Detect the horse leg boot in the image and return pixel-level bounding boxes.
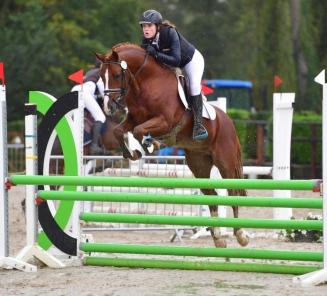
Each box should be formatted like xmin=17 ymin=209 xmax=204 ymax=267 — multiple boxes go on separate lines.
xmin=190 ymin=95 xmax=208 ymax=140
xmin=90 ymin=121 xmax=106 ymax=155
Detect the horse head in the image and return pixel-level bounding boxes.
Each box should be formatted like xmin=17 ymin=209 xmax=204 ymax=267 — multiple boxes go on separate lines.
xmin=95 ymin=51 xmax=128 ymax=115
xmin=95 ymin=44 xmax=147 ymax=116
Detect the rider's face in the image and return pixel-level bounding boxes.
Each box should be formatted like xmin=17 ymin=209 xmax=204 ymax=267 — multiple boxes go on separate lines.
xmin=142 ymin=23 xmax=157 ymax=39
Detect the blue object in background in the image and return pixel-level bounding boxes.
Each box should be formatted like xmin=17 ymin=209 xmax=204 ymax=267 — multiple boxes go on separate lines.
xmin=157 ymin=146 xmax=185 ymax=156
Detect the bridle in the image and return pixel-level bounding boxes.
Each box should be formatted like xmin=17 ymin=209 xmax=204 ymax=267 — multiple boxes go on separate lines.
xmin=102 ymin=61 xmax=127 ymax=110
xmin=102 ymin=53 xmax=149 ymax=111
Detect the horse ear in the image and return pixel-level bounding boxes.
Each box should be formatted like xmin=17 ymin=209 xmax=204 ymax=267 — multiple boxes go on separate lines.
xmin=112 ymin=50 xmax=119 ymax=61
xmin=94 ymin=52 xmax=106 ymax=62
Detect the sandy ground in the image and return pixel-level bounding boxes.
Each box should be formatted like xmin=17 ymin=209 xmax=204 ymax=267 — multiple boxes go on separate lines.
xmin=1 ymin=186 xmax=327 ymax=296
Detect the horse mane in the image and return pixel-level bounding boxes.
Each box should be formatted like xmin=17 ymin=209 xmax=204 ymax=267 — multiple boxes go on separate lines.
xmin=107 ymin=42 xmax=175 ymax=78
xmin=102 ymin=43 xmax=142 ymax=59
xmin=112 ymin=42 xmax=143 ymax=52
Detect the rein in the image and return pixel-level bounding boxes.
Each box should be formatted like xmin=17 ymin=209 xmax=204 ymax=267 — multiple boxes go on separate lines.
xmin=134 ymin=53 xmax=149 ymax=78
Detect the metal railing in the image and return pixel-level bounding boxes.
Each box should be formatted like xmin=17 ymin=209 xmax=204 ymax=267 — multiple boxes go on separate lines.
xmin=8 ymin=143 xmax=25 ymax=173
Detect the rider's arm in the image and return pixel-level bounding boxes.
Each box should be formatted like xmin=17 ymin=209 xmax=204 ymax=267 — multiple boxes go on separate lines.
xmin=156 ymin=29 xmax=181 ymax=67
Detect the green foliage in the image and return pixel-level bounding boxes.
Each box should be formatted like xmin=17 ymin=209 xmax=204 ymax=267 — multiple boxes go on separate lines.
xmin=1 ymin=0 xmax=327 ymax=123
xmin=7 ymin=119 xmax=24 ymax=132
xmin=279 ymin=214 xmax=322 ymax=243
xmin=0 ymin=0 xmax=147 ymax=121
xmin=266 ymin=111 xmax=321 ymax=164
xmin=227 ymin=109 xmax=252 ymax=160
xmin=292 ymin=112 xmax=322 ymax=164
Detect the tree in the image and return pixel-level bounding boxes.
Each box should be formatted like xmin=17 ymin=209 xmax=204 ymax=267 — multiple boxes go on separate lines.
xmin=0 ymin=0 xmax=146 ymax=120
xmin=1 ymin=0 xmax=327 ymax=121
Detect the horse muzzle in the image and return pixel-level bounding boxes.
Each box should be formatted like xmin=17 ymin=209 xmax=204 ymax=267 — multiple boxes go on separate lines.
xmin=103 ymin=95 xmax=115 ymax=115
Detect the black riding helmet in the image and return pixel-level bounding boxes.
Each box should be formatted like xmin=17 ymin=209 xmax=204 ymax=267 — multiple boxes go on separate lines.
xmin=139 ymin=9 xmax=163 ymax=25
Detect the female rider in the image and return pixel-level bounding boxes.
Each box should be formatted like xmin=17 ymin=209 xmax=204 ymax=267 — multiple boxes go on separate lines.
xmin=139 ymin=9 xmax=208 ymax=141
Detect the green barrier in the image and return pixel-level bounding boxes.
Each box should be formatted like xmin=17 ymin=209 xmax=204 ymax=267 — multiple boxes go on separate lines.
xmin=10 ymin=175 xmax=321 ymax=191
xmin=11 ymin=172 xmax=323 ymax=275
xmin=80 ymin=243 xmax=323 ymax=262
xmin=80 ymin=213 xmax=323 ymax=230
xmin=84 ymin=257 xmax=321 ymax=275
xmin=38 ymin=190 xmax=323 ymax=208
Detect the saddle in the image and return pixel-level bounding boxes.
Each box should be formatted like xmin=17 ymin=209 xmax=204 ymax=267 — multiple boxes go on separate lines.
xmin=174 ymin=68 xmax=216 ymax=120
xmin=175 ymin=68 xmax=190 ymax=102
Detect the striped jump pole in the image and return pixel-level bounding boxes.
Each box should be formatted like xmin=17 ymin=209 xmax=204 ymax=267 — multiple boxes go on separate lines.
xmin=0 ymin=65 xmax=48 ymax=272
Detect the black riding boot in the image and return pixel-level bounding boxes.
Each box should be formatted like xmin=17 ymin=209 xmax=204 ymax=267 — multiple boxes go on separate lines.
xmin=90 ymin=121 xmax=105 ymax=155
xmin=190 ymin=95 xmax=208 ymax=140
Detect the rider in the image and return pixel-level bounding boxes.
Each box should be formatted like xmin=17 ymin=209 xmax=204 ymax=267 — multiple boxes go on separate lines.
xmin=139 ymin=9 xmax=208 ymax=141
xmin=71 ymin=60 xmax=107 ymax=155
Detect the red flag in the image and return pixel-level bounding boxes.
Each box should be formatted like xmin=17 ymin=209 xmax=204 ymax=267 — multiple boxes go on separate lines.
xmin=274 ymin=75 xmax=283 ymax=91
xmin=201 ymin=84 xmax=214 ymax=95
xmin=68 ymin=69 xmax=84 ymax=84
xmin=0 ymin=62 xmax=5 ymax=87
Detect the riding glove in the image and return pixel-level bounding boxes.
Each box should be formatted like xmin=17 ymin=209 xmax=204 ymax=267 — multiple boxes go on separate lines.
xmin=146 ymin=45 xmax=158 ymax=58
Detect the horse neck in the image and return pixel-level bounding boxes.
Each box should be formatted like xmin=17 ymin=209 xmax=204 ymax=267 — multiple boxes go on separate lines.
xmin=127 ymin=54 xmax=173 ymax=91
xmin=120 ymin=49 xmax=178 ymax=113
xmin=121 ymin=52 xmax=156 ymax=105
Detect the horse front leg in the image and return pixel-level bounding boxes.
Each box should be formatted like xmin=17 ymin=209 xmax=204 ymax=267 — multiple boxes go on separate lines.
xmin=133 ymin=116 xmax=170 ymax=154
xmin=113 ymin=116 xmax=142 ymax=160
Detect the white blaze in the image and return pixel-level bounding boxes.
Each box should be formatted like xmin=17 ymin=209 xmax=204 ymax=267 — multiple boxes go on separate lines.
xmin=104 ymin=67 xmax=110 ymax=115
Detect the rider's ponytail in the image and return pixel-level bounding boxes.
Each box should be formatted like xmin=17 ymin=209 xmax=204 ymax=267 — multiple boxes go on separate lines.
xmin=161 ymin=20 xmax=176 ymax=29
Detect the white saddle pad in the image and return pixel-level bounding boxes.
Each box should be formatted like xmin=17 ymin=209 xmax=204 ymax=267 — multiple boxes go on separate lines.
xmin=177 ymin=76 xmax=216 ymax=120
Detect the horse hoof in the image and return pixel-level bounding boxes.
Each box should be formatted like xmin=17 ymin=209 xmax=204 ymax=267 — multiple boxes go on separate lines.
xmin=131 ymin=150 xmax=142 ymax=160
xmin=123 ymin=151 xmax=132 ymax=159
xmin=147 ymin=144 xmax=154 ymax=154
xmin=214 ymin=238 xmax=227 ymax=248
xmin=235 ymin=229 xmax=250 ymax=246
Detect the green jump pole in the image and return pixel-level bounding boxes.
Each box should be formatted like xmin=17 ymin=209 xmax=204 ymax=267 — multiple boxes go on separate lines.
xmin=83 ymin=257 xmax=320 ymax=275
xmin=80 ymin=213 xmax=323 ymax=230
xmin=80 ymin=243 xmax=323 ymax=262
xmin=38 ymin=190 xmax=323 ymax=209
xmin=9 ymin=175 xmax=321 ymax=191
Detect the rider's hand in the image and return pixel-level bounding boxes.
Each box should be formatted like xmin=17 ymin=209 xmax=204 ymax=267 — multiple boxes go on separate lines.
xmin=146 ymin=45 xmax=158 ymax=58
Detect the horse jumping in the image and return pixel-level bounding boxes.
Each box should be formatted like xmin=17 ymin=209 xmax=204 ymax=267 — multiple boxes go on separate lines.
xmin=95 ymin=43 xmax=249 ymax=248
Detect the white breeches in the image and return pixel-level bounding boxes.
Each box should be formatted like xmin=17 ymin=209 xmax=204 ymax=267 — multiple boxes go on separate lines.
xmin=183 ymin=49 xmax=205 ymax=96
xmin=71 ymin=81 xmax=106 ymax=123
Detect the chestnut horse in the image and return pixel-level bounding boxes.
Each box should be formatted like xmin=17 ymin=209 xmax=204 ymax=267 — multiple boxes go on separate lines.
xmin=96 ymin=43 xmax=249 ymax=248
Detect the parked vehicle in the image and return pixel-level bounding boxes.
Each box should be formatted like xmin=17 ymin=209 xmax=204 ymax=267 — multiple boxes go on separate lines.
xmin=202 ymin=79 xmax=255 ymax=113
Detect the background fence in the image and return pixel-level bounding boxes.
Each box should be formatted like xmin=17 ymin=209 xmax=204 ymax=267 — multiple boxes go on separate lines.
xmin=7 ymin=120 xmax=322 ymax=178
